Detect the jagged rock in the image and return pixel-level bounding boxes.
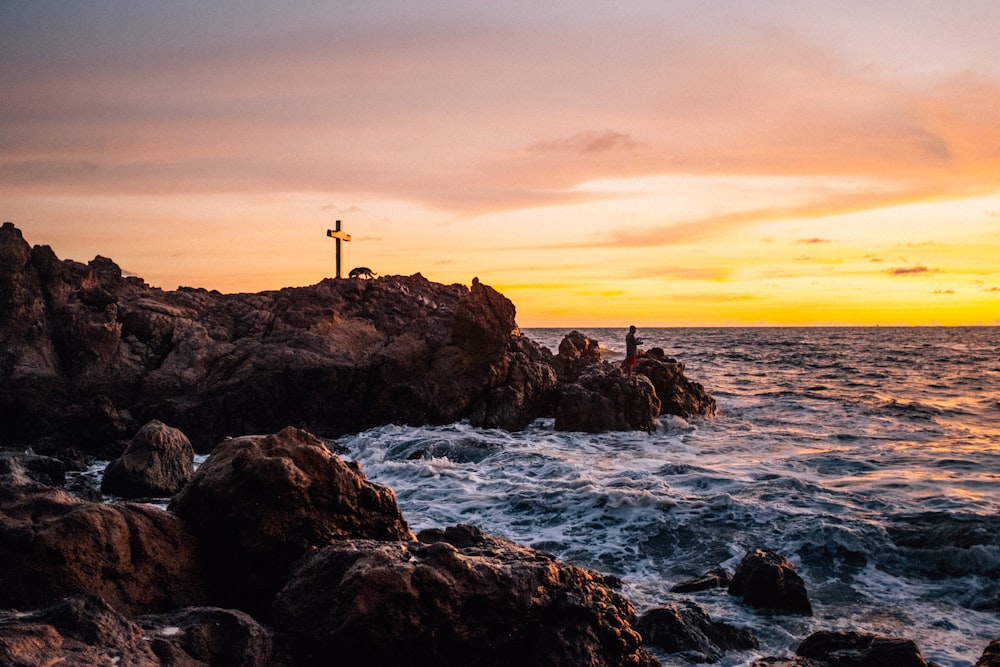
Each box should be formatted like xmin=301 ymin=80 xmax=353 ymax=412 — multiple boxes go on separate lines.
xmin=0 ymin=224 xmax=716 ymax=449
xmin=670 ymin=566 xmax=733 ymax=593
xmin=272 ymin=523 xmax=659 ymax=667
xmin=553 ymin=329 xmax=604 ymax=381
xmin=636 ymin=600 xmax=758 ymax=662
xmin=138 ymin=606 xmax=279 ymax=667
xmin=0 ymin=596 xmax=165 ymax=666
xmin=555 ymin=365 xmax=661 ymax=432
xmin=0 ymin=451 xmax=65 ymax=486
xmin=977 ymin=638 xmax=1000 ymax=667
xmin=636 ymin=348 xmax=717 ymax=418
xmin=729 ymin=549 xmax=812 ymax=615
xmin=169 ymin=427 xmax=413 ymax=616
xmin=0 ymin=474 xmax=206 ymax=616
xmin=102 ymin=420 xmax=194 ymax=498
xmin=794 ymin=630 xmax=936 ymax=667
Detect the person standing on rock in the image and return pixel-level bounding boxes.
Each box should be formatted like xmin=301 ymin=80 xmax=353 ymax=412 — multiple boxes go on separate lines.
xmin=621 ymin=325 xmax=642 ymax=376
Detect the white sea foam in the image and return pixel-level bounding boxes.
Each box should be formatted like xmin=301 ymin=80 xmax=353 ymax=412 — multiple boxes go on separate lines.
xmin=341 ymin=327 xmax=1000 ymax=667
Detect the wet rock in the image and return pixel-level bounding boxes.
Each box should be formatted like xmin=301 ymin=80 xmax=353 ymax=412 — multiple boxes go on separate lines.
xmin=729 ymin=549 xmax=813 ymax=615
xmin=138 ymin=606 xmax=278 ymax=667
xmin=0 ymin=473 xmax=206 ymax=616
xmin=795 ymin=630 xmax=936 ymax=667
xmin=102 ymin=419 xmax=194 ymax=498
xmin=0 ymin=450 xmax=65 ymax=486
xmin=976 ymin=638 xmax=1000 ymax=667
xmin=636 ymin=600 xmax=758 ymax=663
xmin=555 ymin=365 xmax=661 ymax=432
xmin=636 ymin=348 xmax=717 ymax=418
xmin=0 ymin=596 xmax=163 ymax=666
xmin=169 ymin=427 xmax=413 ymax=616
xmin=272 ymin=524 xmax=658 ymax=667
xmin=670 ymin=567 xmax=733 ymax=593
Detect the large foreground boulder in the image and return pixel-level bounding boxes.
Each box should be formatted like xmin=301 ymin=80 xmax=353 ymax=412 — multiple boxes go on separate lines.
xmin=272 ymin=524 xmax=658 ymax=667
xmin=0 ymin=473 xmax=206 ymax=616
xmin=101 ymin=419 xmax=194 ymax=498
xmin=0 ymin=596 xmax=164 ymax=666
xmin=138 ymin=606 xmax=279 ymax=667
xmin=169 ymin=427 xmax=413 ymax=616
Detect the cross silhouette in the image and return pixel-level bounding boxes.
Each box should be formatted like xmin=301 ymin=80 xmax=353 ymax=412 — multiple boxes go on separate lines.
xmin=325 ymin=220 xmax=351 ymax=278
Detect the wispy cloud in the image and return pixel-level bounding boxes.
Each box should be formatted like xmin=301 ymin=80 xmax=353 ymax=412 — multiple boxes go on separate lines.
xmin=888 ymin=266 xmax=936 ymax=276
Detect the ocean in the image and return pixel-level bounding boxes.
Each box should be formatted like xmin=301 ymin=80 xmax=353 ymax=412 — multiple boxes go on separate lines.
xmin=341 ymin=327 xmax=1000 ymax=666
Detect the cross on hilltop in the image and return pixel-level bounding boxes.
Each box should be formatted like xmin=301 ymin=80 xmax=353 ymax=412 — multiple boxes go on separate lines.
xmin=325 ymin=220 xmax=351 ymax=278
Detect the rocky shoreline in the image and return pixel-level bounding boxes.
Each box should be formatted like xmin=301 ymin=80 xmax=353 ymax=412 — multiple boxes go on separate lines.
xmin=2 ymin=222 xmax=998 ymax=665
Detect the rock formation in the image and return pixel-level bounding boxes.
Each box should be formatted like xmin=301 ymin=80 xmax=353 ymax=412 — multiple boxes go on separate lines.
xmin=101 ymin=419 xmax=194 ymax=498
xmin=169 ymin=427 xmax=413 ymax=616
xmin=0 ymin=222 xmax=715 ymax=455
xmin=0 ymin=472 xmax=206 ymax=616
xmin=729 ymin=549 xmax=813 ymax=616
xmin=636 ymin=600 xmax=758 ymax=663
xmin=272 ymin=523 xmax=658 ymax=667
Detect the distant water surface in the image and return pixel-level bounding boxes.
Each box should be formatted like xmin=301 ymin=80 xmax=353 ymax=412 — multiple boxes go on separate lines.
xmin=337 ymin=327 xmax=1000 ymax=665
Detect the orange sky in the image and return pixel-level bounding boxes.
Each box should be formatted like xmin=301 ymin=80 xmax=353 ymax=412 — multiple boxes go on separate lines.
xmin=2 ymin=1 xmax=999 ymax=326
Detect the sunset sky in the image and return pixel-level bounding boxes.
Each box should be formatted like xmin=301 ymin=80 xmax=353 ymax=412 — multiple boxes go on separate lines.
xmin=3 ymin=1 xmax=999 ymax=326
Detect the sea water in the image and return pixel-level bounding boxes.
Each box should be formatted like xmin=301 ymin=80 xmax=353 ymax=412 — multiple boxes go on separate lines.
xmin=341 ymin=327 xmax=1000 ymax=666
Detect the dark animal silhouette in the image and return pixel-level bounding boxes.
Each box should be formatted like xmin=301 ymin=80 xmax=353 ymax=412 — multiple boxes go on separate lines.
xmin=349 ymin=267 xmax=376 ymax=279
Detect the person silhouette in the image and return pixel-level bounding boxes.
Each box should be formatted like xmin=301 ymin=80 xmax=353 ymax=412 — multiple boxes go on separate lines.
xmin=621 ymin=325 xmax=642 ymax=376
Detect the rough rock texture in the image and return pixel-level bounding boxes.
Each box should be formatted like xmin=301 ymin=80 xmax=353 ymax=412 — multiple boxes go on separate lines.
xmin=636 ymin=600 xmax=758 ymax=663
xmin=0 ymin=472 xmax=206 ymax=616
xmin=670 ymin=567 xmax=733 ymax=594
xmin=0 ymin=451 xmax=65 ymax=486
xmin=272 ymin=523 xmax=659 ymax=667
xmin=169 ymin=427 xmax=413 ymax=616
xmin=138 ymin=606 xmax=278 ymax=667
xmin=0 ymin=596 xmax=165 ymax=667
xmin=0 ymin=224 xmax=715 ymax=450
xmin=101 ymin=419 xmax=194 ymax=498
xmin=556 ymin=367 xmax=661 ymax=432
xmin=729 ymin=549 xmax=813 ymax=616
xmin=794 ymin=630 xmax=936 ymax=667
xmin=977 ymin=638 xmax=1000 ymax=667
xmin=635 ymin=348 xmax=717 ymax=419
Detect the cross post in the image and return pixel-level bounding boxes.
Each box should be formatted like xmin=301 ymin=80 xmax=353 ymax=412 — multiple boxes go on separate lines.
xmin=325 ymin=220 xmax=352 ymax=278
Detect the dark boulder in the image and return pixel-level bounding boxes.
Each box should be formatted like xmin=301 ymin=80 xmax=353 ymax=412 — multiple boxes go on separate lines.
xmin=795 ymin=630 xmax=936 ymax=667
xmin=635 ymin=348 xmax=717 ymax=418
xmin=169 ymin=427 xmax=413 ymax=616
xmin=556 ymin=365 xmax=661 ymax=432
xmin=729 ymin=549 xmax=812 ymax=615
xmin=670 ymin=567 xmax=733 ymax=593
xmin=0 ymin=596 xmax=164 ymax=666
xmin=272 ymin=523 xmax=658 ymax=667
xmin=977 ymin=638 xmax=1000 ymax=667
xmin=0 ymin=450 xmax=65 ymax=486
xmin=553 ymin=329 xmax=604 ymax=381
xmin=636 ymin=600 xmax=758 ymax=663
xmin=0 ymin=473 xmax=206 ymax=616
xmin=102 ymin=419 xmax=194 ymax=498
xmin=138 ymin=606 xmax=279 ymax=667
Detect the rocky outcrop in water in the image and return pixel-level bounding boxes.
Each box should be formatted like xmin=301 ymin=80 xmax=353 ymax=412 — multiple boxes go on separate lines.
xmin=729 ymin=549 xmax=813 ymax=616
xmin=636 ymin=600 xmax=758 ymax=663
xmin=751 ymin=630 xmax=940 ymax=666
xmin=0 ymin=222 xmax=714 ymax=454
